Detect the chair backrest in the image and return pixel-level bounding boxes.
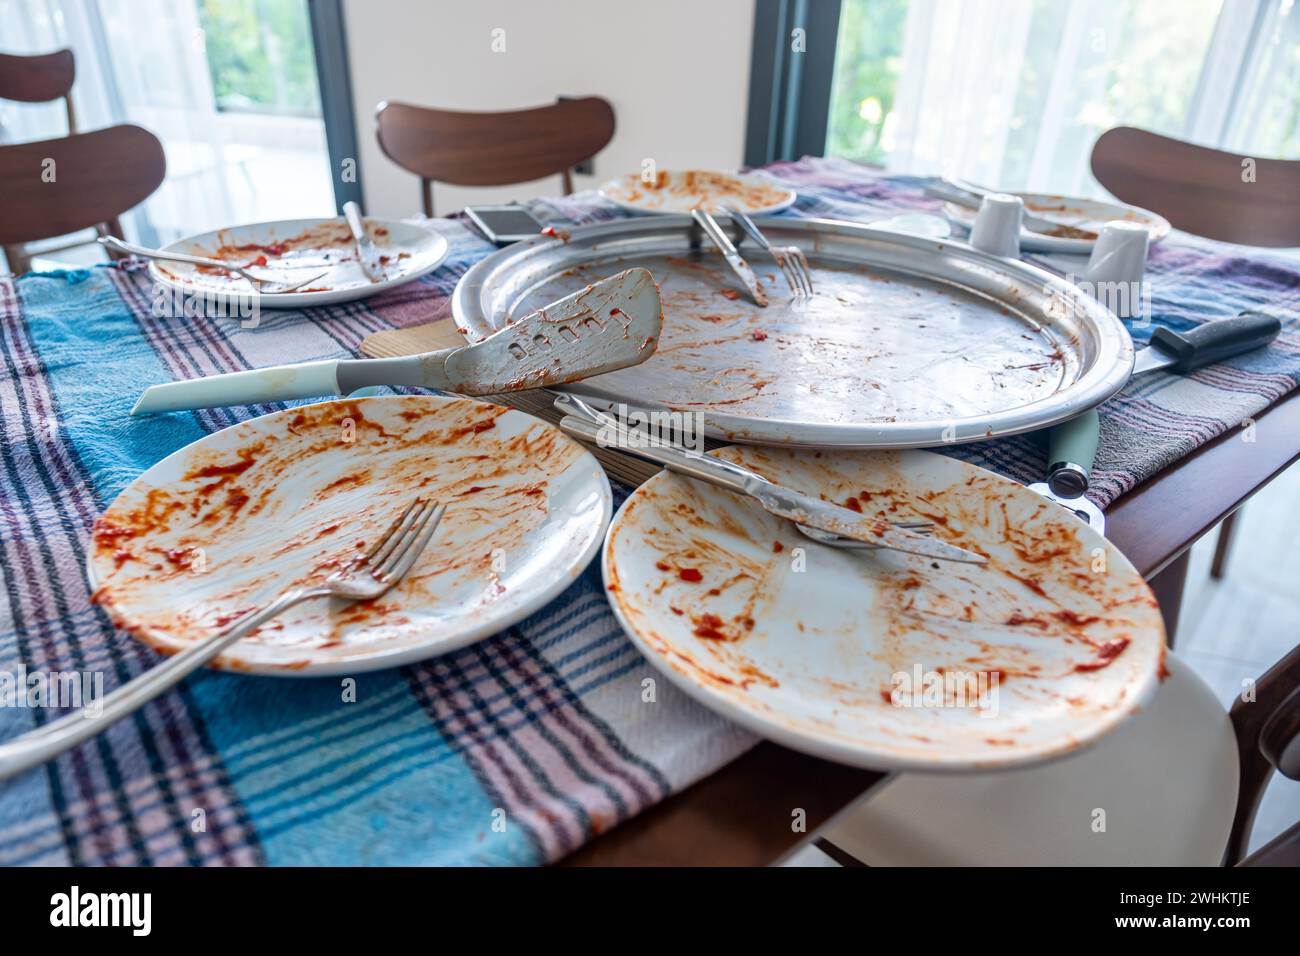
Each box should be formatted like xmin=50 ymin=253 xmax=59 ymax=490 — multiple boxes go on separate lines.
xmin=0 ymin=125 xmax=165 ymax=246
xmin=1230 ymin=639 xmax=1300 ymax=865
xmin=0 ymin=49 xmax=76 ymax=132
xmin=375 ymin=96 xmax=615 ymax=216
xmin=1091 ymin=126 xmax=1300 ymax=247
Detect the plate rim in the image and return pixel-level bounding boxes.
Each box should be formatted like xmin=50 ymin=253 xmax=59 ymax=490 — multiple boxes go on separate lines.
xmin=87 ymin=394 xmax=613 ymax=676
xmin=601 ymin=448 xmax=1164 ymax=772
xmin=147 ymin=215 xmax=450 ymax=309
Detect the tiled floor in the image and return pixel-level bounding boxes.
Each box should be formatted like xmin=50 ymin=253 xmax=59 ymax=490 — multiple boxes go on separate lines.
xmin=785 ymin=461 xmax=1300 ymax=866
xmin=1178 ymin=460 xmax=1300 ymax=854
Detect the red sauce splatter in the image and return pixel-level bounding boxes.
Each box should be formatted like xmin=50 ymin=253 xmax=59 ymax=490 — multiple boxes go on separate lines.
xmin=212 ymin=607 xmax=255 ymax=627
xmin=1007 ymin=571 xmax=1048 ymax=598
xmin=1074 ymin=637 xmax=1131 ymax=672
xmin=692 ymin=613 xmax=729 ymax=641
xmin=773 ymin=541 xmax=783 ymax=553
xmin=677 ymin=567 xmax=703 ymax=583
xmin=94 ymin=521 xmax=136 ymax=543
xmin=1005 ymin=612 xmax=1049 ymax=629
xmin=750 ymin=329 xmax=768 ymax=341
xmin=188 ymin=458 xmax=255 ymax=480
xmin=1055 ymin=609 xmax=1101 ymax=627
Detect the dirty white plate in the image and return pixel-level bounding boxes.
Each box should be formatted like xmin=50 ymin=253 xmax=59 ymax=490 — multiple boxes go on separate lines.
xmin=149 ymin=216 xmax=450 ymax=308
xmin=603 ymin=446 xmax=1166 ymax=771
xmin=600 ymin=169 xmax=797 ymax=215
xmin=944 ymin=192 xmax=1170 ymax=253
xmin=89 ymin=396 xmax=610 ymax=675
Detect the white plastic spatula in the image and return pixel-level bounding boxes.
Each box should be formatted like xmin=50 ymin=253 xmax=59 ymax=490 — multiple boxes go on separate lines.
xmin=132 ymin=267 xmax=662 ymax=415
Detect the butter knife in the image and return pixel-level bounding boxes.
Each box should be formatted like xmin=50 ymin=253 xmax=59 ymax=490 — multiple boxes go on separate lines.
xmin=554 ymin=394 xmax=985 ymax=565
xmin=691 ymin=208 xmax=768 ymax=306
xmin=344 ymin=200 xmax=385 ymax=282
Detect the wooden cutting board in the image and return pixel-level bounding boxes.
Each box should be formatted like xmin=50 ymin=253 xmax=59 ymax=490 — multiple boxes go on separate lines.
xmin=360 ymin=319 xmax=666 ymax=488
xmin=360 ymin=318 xmax=466 ymax=358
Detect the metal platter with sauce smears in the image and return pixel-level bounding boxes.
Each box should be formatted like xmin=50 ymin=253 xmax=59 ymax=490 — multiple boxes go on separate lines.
xmin=603 ymin=446 xmax=1165 ymax=771
xmin=453 ymin=215 xmax=1134 ymax=448
xmin=88 ymin=396 xmax=610 ymax=675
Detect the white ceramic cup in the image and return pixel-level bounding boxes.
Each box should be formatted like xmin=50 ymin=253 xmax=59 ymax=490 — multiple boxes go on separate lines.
xmin=968 ymin=193 xmax=1024 ymax=258
xmin=1083 ymin=220 xmax=1149 ymax=285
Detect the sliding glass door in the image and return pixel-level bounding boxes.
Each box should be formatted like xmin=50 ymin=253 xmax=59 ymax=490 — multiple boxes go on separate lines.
xmin=1 ymin=0 xmax=340 ymax=261
xmin=751 ymin=0 xmax=1300 ymax=198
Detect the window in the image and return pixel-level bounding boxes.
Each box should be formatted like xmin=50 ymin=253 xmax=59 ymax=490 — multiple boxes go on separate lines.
xmin=0 ymin=0 xmax=336 ymax=258
xmin=825 ymin=0 xmax=1300 ymax=196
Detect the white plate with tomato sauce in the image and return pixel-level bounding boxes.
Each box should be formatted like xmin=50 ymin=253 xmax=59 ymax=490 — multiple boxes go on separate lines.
xmin=89 ymin=396 xmax=611 ymax=675
xmin=603 ymin=446 xmax=1166 ymax=772
xmin=148 ymin=216 xmax=450 ymax=308
xmin=600 ymin=169 xmax=797 ymax=215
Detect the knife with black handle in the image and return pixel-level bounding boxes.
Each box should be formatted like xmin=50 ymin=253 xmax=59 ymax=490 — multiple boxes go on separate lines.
xmin=1132 ymin=309 xmax=1281 ymax=375
xmin=1041 ymin=308 xmax=1283 ymax=505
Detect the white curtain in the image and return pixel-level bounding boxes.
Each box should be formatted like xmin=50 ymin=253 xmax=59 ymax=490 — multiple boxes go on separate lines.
xmin=1 ymin=0 xmax=333 ymax=252
xmin=886 ymin=0 xmax=1036 ymax=188
xmin=882 ymin=0 xmax=1297 ymax=196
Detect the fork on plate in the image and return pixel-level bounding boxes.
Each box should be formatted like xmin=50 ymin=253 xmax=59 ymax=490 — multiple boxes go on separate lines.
xmin=100 ymin=235 xmax=330 ymax=294
xmin=725 ymin=205 xmax=815 ymax=297
xmin=0 ymin=497 xmax=445 ymax=782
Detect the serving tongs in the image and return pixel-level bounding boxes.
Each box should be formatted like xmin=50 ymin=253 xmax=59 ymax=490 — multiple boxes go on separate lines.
xmin=554 ymin=393 xmax=986 ymax=565
xmin=132 ymin=268 xmax=662 ymax=414
xmin=691 ymin=208 xmax=768 ymax=306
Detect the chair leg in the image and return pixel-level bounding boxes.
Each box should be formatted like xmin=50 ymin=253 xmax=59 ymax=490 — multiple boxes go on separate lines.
xmin=1211 ymin=510 xmax=1239 ymax=580
xmin=2 ymin=243 xmax=32 ymax=276
xmin=1148 ymin=549 xmax=1190 ymax=649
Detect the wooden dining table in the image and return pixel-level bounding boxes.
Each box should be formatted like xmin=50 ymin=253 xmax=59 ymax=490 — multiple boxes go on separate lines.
xmin=4 ymin=157 xmax=1296 ymax=868
xmin=563 ymin=387 xmax=1300 ymax=866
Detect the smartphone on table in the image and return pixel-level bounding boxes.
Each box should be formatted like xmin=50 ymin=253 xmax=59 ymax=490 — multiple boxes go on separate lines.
xmin=464 ymin=204 xmax=547 ymax=245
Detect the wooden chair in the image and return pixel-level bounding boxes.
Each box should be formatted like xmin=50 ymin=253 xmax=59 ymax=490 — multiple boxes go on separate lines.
xmin=1 ymin=48 xmax=80 ymax=272
xmin=1091 ymin=126 xmax=1300 ymax=248
xmin=813 ymin=644 xmax=1300 ymax=866
xmin=0 ymin=49 xmax=76 ymax=132
xmin=0 ymin=125 xmax=166 ymax=274
xmin=375 ymin=96 xmax=615 ymax=217
xmin=1092 ymin=126 xmax=1300 ymax=578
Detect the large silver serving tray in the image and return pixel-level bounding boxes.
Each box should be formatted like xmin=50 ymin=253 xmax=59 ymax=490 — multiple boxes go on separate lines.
xmin=453 ymin=215 xmax=1134 ymax=448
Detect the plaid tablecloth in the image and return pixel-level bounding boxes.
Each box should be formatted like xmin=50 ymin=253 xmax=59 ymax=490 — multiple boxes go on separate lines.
xmin=1 ymin=157 xmax=1297 ymax=865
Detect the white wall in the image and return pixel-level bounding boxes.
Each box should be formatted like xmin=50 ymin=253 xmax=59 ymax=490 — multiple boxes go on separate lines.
xmin=341 ymin=0 xmax=756 ymax=218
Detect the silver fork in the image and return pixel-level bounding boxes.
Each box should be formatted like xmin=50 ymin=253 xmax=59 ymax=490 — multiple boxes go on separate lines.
xmin=725 ymin=205 xmax=814 ymax=297
xmin=0 ymin=497 xmax=445 ymax=782
xmin=100 ymin=236 xmax=329 ymax=294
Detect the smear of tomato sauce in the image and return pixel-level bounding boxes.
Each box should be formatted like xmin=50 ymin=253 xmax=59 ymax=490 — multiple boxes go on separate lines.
xmin=1074 ymin=637 xmax=1131 ymax=672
